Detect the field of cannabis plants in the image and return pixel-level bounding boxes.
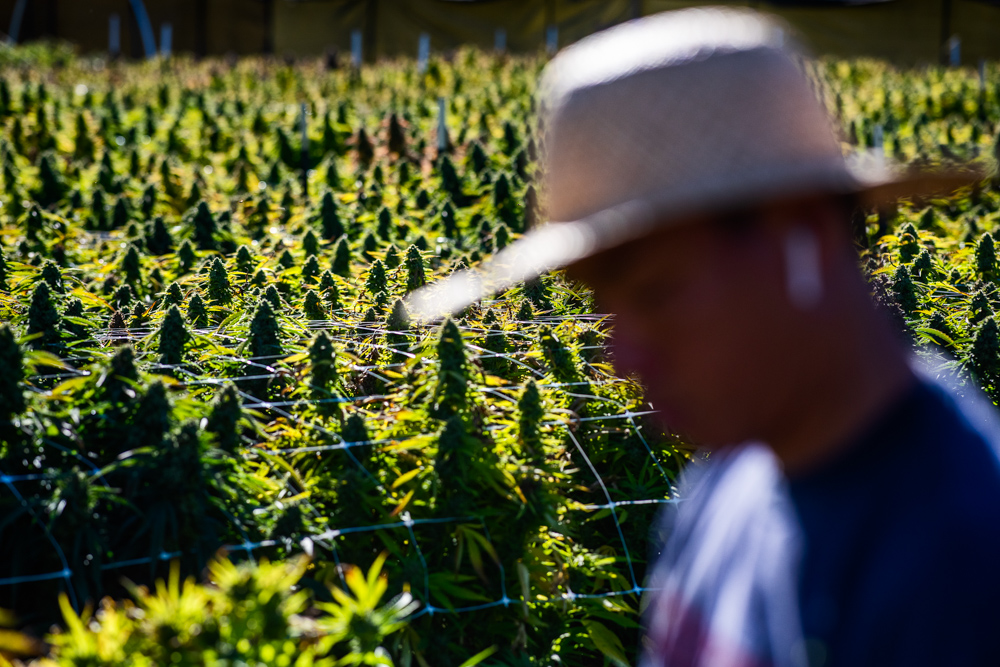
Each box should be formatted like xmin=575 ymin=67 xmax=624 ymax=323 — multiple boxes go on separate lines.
xmin=0 ymin=43 xmax=998 ymax=666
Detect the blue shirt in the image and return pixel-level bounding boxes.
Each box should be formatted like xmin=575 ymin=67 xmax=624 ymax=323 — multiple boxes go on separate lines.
xmin=641 ymin=373 xmax=1000 ymax=667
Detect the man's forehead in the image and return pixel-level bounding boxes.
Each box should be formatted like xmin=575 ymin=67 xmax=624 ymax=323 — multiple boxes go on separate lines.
xmin=566 ymin=216 xmax=718 ymax=289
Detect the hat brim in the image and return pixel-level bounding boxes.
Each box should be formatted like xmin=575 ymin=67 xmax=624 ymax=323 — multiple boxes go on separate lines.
xmin=404 ymin=160 xmax=988 ymax=323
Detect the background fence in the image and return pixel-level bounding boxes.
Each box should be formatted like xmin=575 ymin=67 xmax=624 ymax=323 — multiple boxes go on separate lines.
xmin=1 ymin=0 xmax=1000 ymax=65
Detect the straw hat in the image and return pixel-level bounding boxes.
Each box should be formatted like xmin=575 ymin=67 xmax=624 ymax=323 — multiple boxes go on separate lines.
xmin=406 ymin=7 xmax=983 ymax=322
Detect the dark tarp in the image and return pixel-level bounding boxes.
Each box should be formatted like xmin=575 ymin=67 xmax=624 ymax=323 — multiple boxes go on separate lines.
xmin=1 ymin=0 xmax=998 ymax=64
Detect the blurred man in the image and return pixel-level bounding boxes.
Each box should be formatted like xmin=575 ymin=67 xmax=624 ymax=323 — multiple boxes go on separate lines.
xmin=409 ymin=7 xmax=1000 ymax=666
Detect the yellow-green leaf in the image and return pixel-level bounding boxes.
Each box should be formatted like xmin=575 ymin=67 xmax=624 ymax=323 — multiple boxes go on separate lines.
xmin=390 ymin=489 xmax=415 ymax=517
xmin=583 ymin=620 xmax=629 ymax=667
xmin=457 ymin=645 xmax=498 ymax=667
xmin=391 ymin=467 xmax=422 ymax=489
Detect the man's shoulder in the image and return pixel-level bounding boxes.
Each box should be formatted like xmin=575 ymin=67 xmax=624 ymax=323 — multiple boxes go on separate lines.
xmin=662 ymin=443 xmax=796 ymax=574
xmin=649 ymin=373 xmax=1000 ymax=667
xmin=669 ymin=444 xmax=786 ymax=534
xmin=908 ymin=372 xmax=1000 ymax=509
xmin=913 ymin=375 xmax=1000 ymax=553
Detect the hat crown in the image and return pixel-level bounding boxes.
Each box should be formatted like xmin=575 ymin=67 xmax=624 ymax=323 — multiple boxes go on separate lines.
xmin=405 ymin=7 xmax=980 ymax=323
xmin=539 ymin=8 xmax=845 ymax=224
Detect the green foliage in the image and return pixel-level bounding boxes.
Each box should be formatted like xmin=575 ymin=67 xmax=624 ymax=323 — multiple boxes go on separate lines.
xmin=384 ymin=245 xmax=401 ymax=269
xmin=439 ymin=155 xmax=463 ymax=201
xmin=121 ymin=245 xmax=142 ymax=287
xmin=332 ymin=237 xmax=351 ymax=277
xmin=309 ymin=331 xmax=341 ymax=419
xmin=0 ymin=246 xmax=8 ymax=290
xmin=302 ymin=254 xmax=321 ymax=284
xmin=131 ymin=380 xmax=173 ymax=449
xmin=361 ymin=232 xmax=378 ymax=261
xmin=103 ymin=345 xmax=140 ymax=405
xmin=303 ymin=228 xmax=321 ymax=257
xmin=113 ymin=283 xmax=134 ymax=309
xmin=515 ymin=299 xmax=534 ymax=322
xmin=45 ymin=556 xmax=393 ymax=667
xmin=495 ymin=223 xmax=509 ymax=250
xmin=40 ymin=259 xmax=64 ymax=292
xmin=187 ymin=292 xmax=208 ymax=328
xmin=385 ymin=298 xmax=411 ymax=364
xmin=319 ymin=191 xmax=345 ymax=240
xmin=111 ymin=196 xmax=131 ymax=230
xmin=158 ymin=304 xmax=189 ymax=366
xmin=207 ymin=256 xmax=232 ymax=306
xmin=387 ymin=112 xmax=407 ymax=155
xmin=205 ymin=383 xmax=243 ymax=453
xmin=0 ymin=323 xmax=25 ymax=421
xmin=235 ymin=244 xmax=255 ymax=274
xmin=35 ymin=152 xmax=68 ymax=207
xmin=912 ymin=248 xmax=935 ymax=280
xmin=304 ymin=289 xmax=326 ymax=320
xmin=897 ymin=222 xmax=920 ymax=263
xmin=431 ymin=318 xmax=469 ymax=419
xmin=539 ymin=326 xmax=580 ymax=384
xmin=176 ymin=239 xmax=196 ymax=274
xmin=365 ymin=259 xmax=388 ymax=296
xmin=404 ymin=244 xmax=425 ymax=292
xmin=892 ymin=264 xmax=919 ymax=316
xmin=318 ymin=269 xmax=341 ymax=309
xmin=190 ymin=201 xmax=216 ymax=250
xmin=972 ymin=317 xmax=1000 ymax=391
xmin=145 ymin=216 xmax=173 ymax=255
xmin=355 ymin=127 xmax=374 ymax=166
xmin=377 ymin=206 xmax=393 ymax=241
xmin=248 ymin=298 xmax=283 ymax=359
xmin=263 ymin=284 xmax=283 ymax=310
xmin=517 ymin=380 xmax=544 ymax=463
xmin=977 ymin=232 xmax=998 ymax=279
xmin=27 ymin=280 xmax=60 ymax=350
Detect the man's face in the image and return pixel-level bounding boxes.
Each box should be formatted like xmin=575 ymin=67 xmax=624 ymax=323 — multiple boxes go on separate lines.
xmin=573 ymin=211 xmax=802 ymax=447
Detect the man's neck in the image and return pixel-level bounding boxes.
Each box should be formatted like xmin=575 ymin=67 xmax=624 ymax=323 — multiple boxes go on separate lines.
xmin=766 ymin=307 xmax=917 ymax=477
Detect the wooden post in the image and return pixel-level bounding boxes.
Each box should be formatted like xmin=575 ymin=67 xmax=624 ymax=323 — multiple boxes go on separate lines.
xmin=262 ymin=0 xmax=274 ymax=55
xmin=300 ymin=103 xmax=310 ymax=198
xmin=44 ymin=0 xmax=57 ymax=38
xmin=544 ymin=0 xmax=556 ymax=53
xmin=494 ymin=28 xmax=506 ymax=53
xmin=417 ymin=32 xmax=430 ymax=74
xmin=351 ymin=29 xmax=363 ymax=68
xmin=160 ymin=23 xmax=173 ymax=58
xmin=195 ymin=0 xmax=208 ymax=57
xmin=109 ymin=13 xmax=121 ymax=57
xmin=8 ymin=0 xmax=28 ymax=43
xmin=939 ymin=0 xmax=952 ymax=65
xmin=364 ymin=0 xmax=378 ymax=64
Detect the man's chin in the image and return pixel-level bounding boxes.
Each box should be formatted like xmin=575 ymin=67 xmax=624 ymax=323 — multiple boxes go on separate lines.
xmin=647 ymin=402 xmax=744 ymax=450
xmin=647 ymin=401 xmax=692 ymax=439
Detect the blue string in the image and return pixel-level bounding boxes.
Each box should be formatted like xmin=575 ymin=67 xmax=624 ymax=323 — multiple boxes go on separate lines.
xmin=6 ymin=318 xmax=676 ymax=620
xmin=0 ymin=464 xmax=78 ymax=609
xmin=565 ymin=428 xmax=640 ymax=592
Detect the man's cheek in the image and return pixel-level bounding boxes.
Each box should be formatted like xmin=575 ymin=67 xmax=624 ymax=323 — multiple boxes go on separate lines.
xmin=608 ymin=338 xmax=646 ymax=380
xmin=608 ymin=325 xmax=663 ymax=379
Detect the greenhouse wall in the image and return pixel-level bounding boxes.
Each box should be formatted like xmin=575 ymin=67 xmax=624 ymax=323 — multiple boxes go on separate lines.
xmin=0 ymin=0 xmax=999 ymax=64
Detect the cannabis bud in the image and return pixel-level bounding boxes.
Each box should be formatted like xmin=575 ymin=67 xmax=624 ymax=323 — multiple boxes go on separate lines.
xmin=333 ymin=237 xmax=352 ymax=277
xmin=404 ymin=244 xmax=426 ymax=292
xmin=517 ymin=380 xmax=545 ymax=463
xmin=158 ymin=304 xmax=189 ymax=366
xmin=431 ymin=318 xmax=469 ymax=418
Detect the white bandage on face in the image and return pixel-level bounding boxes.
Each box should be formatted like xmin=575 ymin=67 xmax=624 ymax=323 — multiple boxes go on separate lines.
xmin=783 ymin=226 xmax=823 ymax=310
